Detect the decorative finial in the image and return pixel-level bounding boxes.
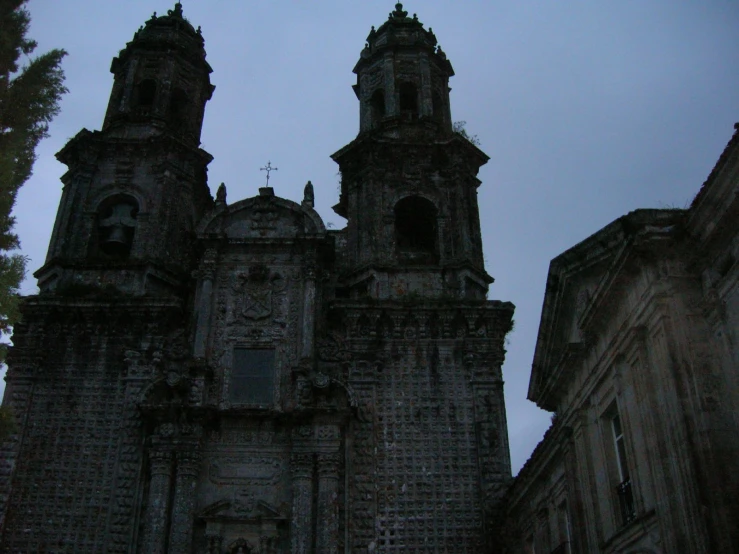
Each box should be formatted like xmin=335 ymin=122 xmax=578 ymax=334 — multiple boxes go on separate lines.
xmin=197 ymin=25 xmax=202 ymax=35
xmin=393 ymin=2 xmax=408 ymax=18
xmin=260 ymin=161 xmax=278 ymax=188
xmin=173 ymin=2 xmax=183 ymax=17
xmin=215 ymin=182 xmax=227 ymax=206
xmin=151 ymin=11 xmax=157 ymax=19
xmin=303 ymin=181 xmax=315 ymax=208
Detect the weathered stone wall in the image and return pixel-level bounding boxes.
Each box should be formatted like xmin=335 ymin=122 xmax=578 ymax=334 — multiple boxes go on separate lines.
xmin=335 ymin=302 xmax=513 ymax=552
xmin=0 ymin=299 xmax=185 ymax=552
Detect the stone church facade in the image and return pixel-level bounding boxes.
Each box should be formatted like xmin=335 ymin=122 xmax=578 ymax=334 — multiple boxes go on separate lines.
xmin=0 ymin=4 xmax=515 ymax=553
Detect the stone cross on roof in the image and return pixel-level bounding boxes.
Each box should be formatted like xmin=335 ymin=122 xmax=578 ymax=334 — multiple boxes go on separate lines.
xmin=260 ymin=161 xmax=278 ymax=187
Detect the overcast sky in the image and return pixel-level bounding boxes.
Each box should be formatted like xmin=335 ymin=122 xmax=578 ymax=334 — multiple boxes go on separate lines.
xmin=6 ymin=0 xmax=738 ymax=474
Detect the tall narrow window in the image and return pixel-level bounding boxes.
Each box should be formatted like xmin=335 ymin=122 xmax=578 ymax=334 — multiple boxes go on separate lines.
xmin=553 ymin=501 xmax=572 ymax=554
xmin=610 ymin=407 xmax=636 ymax=525
xmin=230 ymin=348 xmax=275 ymax=406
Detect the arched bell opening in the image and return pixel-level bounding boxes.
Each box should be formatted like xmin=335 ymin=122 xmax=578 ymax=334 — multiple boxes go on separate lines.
xmin=370 ymin=88 xmax=385 ymax=128
xmin=169 ymin=87 xmax=189 ymax=131
xmin=95 ymin=195 xmax=139 ymax=259
xmin=398 ymin=82 xmax=418 ymax=120
xmin=394 ymin=196 xmax=438 ymax=264
xmin=134 ymin=78 xmax=157 ymax=109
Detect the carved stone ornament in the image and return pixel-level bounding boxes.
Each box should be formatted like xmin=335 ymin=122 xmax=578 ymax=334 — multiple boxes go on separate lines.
xmin=317 ymin=331 xmax=353 ymax=363
xmin=228 ymin=537 xmax=255 ymax=553
xmin=313 ymin=372 xmax=330 ymax=389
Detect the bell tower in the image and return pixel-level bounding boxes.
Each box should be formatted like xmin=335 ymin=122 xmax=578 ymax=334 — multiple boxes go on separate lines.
xmin=36 ymin=2 xmax=214 ymax=295
xmin=332 ymin=3 xmax=491 ymax=301
xmin=330 ymin=5 xmax=515 ymax=552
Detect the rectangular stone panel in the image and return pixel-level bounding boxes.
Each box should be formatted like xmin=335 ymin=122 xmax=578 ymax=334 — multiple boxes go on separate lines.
xmin=230 ymin=348 xmax=275 ymax=405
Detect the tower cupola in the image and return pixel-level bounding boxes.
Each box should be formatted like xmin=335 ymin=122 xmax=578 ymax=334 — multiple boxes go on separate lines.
xmin=102 ymin=2 xmax=214 ymax=146
xmin=353 ymin=3 xmax=454 ymax=135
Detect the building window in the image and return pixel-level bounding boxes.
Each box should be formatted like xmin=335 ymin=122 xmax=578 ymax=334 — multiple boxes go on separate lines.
xmin=609 ymin=405 xmax=636 ymax=526
xmin=230 ymin=348 xmax=275 ymax=406
xmin=552 ymin=500 xmax=572 ymax=554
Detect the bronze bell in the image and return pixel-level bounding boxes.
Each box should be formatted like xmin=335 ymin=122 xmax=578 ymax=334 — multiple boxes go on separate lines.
xmin=99 ymin=202 xmax=137 ymax=257
xmin=104 ymin=223 xmax=129 ymax=246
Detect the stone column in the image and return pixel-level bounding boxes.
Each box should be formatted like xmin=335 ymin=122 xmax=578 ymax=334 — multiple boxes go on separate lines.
xmin=141 ymin=449 xmax=173 ymax=554
xmin=316 ymin=452 xmax=341 ymax=554
xmin=168 ymin=448 xmax=202 ymax=553
xmin=290 ymin=452 xmax=315 ymax=554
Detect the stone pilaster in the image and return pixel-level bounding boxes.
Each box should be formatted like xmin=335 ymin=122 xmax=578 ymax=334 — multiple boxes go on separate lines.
xmin=301 ymin=262 xmax=317 ymax=359
xmin=290 ymin=452 xmax=315 ymax=554
xmin=193 ymin=249 xmax=216 ymax=358
xmin=168 ymin=448 xmax=202 ymax=553
xmin=316 ymin=452 xmax=341 ymax=554
xmin=141 ymin=448 xmax=173 ymax=554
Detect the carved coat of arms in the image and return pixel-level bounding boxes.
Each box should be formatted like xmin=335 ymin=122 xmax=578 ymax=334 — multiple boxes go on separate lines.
xmin=231 ymin=265 xmax=287 ymax=322
xmin=242 ymin=282 xmax=273 ymax=320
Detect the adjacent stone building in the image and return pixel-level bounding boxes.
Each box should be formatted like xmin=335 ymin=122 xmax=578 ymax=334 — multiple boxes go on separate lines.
xmin=0 ymin=4 xmax=515 ymax=552
xmin=503 ymin=125 xmax=739 ymax=553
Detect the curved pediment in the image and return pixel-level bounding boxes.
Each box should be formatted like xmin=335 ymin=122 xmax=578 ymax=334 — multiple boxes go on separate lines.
xmin=197 ymin=191 xmax=326 ymax=240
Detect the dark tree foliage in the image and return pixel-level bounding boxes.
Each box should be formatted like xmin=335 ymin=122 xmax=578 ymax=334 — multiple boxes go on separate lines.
xmin=0 ymin=1 xmax=67 ymax=437
xmin=0 ymin=0 xmax=67 ymax=343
